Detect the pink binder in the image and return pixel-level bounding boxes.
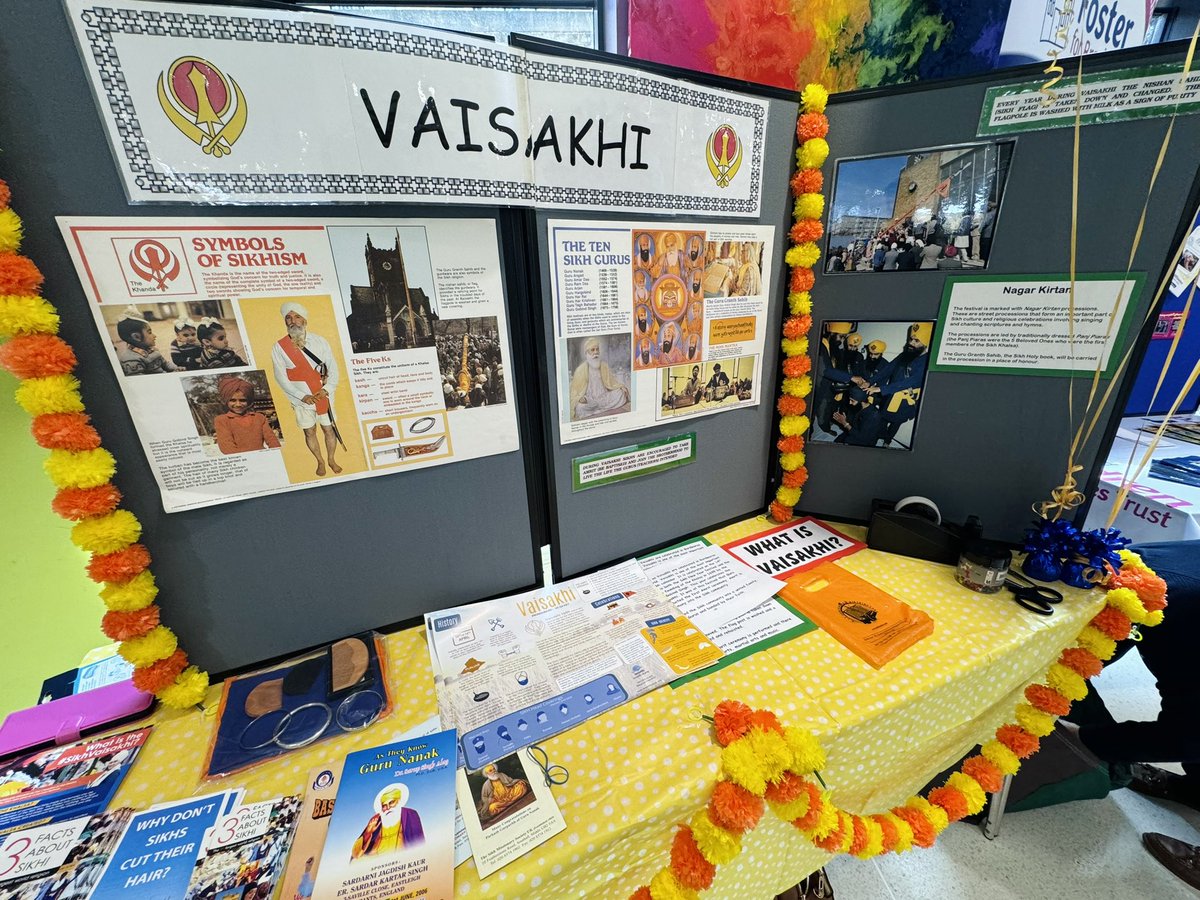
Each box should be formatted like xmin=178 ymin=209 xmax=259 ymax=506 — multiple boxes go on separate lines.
xmin=0 ymin=680 xmax=153 ymax=759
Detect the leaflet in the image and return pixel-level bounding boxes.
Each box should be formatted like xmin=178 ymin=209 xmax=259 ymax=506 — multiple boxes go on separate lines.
xmin=89 ymin=791 xmax=242 ymax=899
xmin=0 ymin=809 xmax=133 ymax=900
xmin=425 ymin=559 xmax=722 ymax=769
xmin=311 ymin=731 xmax=458 ymax=900
xmin=638 ymin=539 xmax=782 ymax=636
xmin=185 ymin=795 xmax=302 ymax=900
xmin=456 ymin=749 xmax=565 ymax=879
xmin=0 ymin=727 xmax=151 ymax=834
xmin=548 ymin=219 xmax=776 ymax=443
xmin=57 ymin=217 xmax=520 ymax=511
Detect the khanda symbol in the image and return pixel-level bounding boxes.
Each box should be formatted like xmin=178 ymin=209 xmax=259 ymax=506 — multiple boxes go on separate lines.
xmin=157 ymin=56 xmax=248 ymax=158
xmin=705 ymin=124 xmax=743 ymax=188
xmin=128 ymin=239 xmax=181 ymax=291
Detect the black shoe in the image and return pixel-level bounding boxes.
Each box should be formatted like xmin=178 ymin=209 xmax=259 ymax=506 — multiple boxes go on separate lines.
xmin=1143 ymin=832 xmax=1200 ymax=890
xmin=1129 ymin=764 xmax=1200 ymax=812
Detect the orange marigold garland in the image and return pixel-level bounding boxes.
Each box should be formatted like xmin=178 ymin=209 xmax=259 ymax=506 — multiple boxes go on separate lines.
xmin=0 ymin=178 xmax=208 ymax=710
xmin=628 ymin=553 xmax=1166 ymax=897
xmin=771 ymin=84 xmax=829 ymax=523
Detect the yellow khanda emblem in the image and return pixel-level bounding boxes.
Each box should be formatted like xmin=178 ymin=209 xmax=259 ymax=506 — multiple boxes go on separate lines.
xmin=157 ymin=56 xmax=247 ymax=157
xmin=705 ymin=124 xmax=743 ymax=188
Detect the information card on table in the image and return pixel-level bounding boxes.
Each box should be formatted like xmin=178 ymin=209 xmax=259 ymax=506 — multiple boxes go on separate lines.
xmin=58 ymin=217 xmax=519 ymax=511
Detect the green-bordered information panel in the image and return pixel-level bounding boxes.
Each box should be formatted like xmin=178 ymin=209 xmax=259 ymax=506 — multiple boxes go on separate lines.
xmin=571 ymin=433 xmax=696 ymax=491
xmin=978 ymin=63 xmax=1200 ymax=136
xmin=929 ymin=273 xmax=1143 ymax=377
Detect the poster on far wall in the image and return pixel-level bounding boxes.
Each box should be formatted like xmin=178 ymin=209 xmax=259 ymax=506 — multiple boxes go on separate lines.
xmin=811 ymin=320 xmax=935 ymax=451
xmin=548 ymin=219 xmax=775 ymax=444
xmin=825 ymin=141 xmax=1014 ymax=274
xmin=58 ymin=217 xmax=519 ymax=512
xmin=998 ymin=0 xmax=1151 ymax=66
xmin=1169 ymin=204 xmax=1200 ymax=297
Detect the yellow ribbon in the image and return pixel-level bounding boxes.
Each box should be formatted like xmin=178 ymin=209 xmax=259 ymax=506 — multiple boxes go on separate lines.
xmin=1033 ymin=464 xmax=1085 ymax=521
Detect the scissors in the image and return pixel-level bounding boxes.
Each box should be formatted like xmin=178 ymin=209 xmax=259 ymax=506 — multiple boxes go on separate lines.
xmin=1005 ymin=569 xmax=1063 ymax=615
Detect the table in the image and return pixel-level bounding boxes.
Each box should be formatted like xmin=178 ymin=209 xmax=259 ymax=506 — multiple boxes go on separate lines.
xmin=110 ymin=517 xmax=1104 ymax=899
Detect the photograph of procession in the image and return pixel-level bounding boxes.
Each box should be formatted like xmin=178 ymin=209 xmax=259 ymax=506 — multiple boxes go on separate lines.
xmin=824 ymin=141 xmax=1014 ymax=274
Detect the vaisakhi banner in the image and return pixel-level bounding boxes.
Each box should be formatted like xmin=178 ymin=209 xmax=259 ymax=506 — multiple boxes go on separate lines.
xmin=64 ymin=0 xmax=767 ymax=216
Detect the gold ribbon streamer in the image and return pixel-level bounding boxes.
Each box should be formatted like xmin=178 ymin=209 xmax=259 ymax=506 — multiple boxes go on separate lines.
xmin=1039 ymin=24 xmax=1200 ymax=520
xmin=1036 ymin=62 xmax=1085 ymax=521
xmin=1076 ymin=222 xmax=1196 ymax=453
xmin=1070 ymin=21 xmax=1200 ymax=462
xmin=1039 ymin=2 xmax=1075 ymax=106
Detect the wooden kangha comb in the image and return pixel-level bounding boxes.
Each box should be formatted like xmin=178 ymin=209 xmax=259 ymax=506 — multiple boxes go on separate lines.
xmin=330 ymin=637 xmax=370 ymax=694
xmin=245 ymin=678 xmax=283 ymax=717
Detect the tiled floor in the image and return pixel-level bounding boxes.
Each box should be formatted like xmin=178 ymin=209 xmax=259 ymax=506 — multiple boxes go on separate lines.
xmin=826 ymin=649 xmax=1200 ymax=898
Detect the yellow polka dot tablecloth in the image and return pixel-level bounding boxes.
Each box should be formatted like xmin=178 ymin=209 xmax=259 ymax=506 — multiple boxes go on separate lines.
xmin=109 ymin=516 xmax=1104 ymax=899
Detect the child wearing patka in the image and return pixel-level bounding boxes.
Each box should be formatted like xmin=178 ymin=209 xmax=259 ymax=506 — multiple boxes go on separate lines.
xmin=115 ymin=307 xmax=177 ymax=376
xmin=197 ymin=318 xmax=248 ymax=369
xmin=213 ymin=376 xmax=280 ymax=455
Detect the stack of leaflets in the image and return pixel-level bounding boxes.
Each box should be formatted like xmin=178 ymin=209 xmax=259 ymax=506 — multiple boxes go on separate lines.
xmin=1149 ymin=455 xmax=1200 ymax=488
xmin=0 ymin=789 xmax=301 ymax=900
xmin=0 ymin=728 xmax=151 ymax=833
xmin=183 ymin=795 xmax=302 ymax=900
xmin=1140 ymin=416 xmax=1200 ymax=446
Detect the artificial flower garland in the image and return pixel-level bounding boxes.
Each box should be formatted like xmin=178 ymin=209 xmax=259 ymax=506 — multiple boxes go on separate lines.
xmin=0 ymin=178 xmax=209 ymax=709
xmin=770 ymin=83 xmax=830 ymax=523
xmin=629 ymin=549 xmax=1167 ymax=899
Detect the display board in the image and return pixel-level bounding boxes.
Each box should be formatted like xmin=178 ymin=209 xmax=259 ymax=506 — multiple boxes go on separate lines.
xmin=0 ymin=3 xmax=544 ymax=673
xmin=524 ymin=37 xmax=800 ymax=579
xmin=797 ymin=42 xmax=1200 ymax=542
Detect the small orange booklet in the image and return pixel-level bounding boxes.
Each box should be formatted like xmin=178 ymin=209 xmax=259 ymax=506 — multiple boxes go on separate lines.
xmin=778 ymin=562 xmax=934 ymax=668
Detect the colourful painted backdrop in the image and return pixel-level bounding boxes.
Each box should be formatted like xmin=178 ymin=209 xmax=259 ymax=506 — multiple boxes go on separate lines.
xmin=629 ymin=0 xmax=1016 ymax=92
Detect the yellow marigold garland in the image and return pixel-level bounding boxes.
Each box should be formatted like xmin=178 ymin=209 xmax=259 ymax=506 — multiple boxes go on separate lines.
xmin=0 ymin=179 xmax=209 ymax=709
xmin=628 ymin=553 xmax=1166 ymax=895
xmin=770 ymin=84 xmax=828 ymax=524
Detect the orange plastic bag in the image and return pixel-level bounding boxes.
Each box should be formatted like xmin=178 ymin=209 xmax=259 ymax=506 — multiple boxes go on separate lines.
xmin=778 ymin=562 xmax=933 ymax=668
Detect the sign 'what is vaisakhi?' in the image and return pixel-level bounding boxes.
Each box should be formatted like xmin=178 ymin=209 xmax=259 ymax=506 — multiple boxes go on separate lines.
xmin=65 ymin=0 xmax=768 ymax=216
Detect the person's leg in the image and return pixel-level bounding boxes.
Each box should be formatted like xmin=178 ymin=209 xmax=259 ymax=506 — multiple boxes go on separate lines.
xmin=1078 ymin=540 xmax=1200 ymax=800
xmin=321 ymin=424 xmax=342 ymax=474
xmin=303 ymin=425 xmax=325 ymax=475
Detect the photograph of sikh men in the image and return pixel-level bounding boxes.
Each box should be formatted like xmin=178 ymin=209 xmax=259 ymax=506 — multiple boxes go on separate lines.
xmin=566 ymin=333 xmax=632 ymax=422
xmin=659 ymin=355 xmax=756 ymax=419
xmin=812 ymin=320 xmax=934 ymax=450
xmin=350 ymin=783 xmax=425 ymax=859
xmin=824 ymin=141 xmax=1012 ymax=274
xmin=467 ymin=755 xmax=535 ymax=829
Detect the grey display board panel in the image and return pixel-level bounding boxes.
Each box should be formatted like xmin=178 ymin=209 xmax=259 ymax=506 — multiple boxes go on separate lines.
xmin=525 ymin=44 xmax=800 ymax=580
xmin=797 ymin=44 xmax=1200 ymax=543
xmin=0 ymin=3 xmax=543 ymax=674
